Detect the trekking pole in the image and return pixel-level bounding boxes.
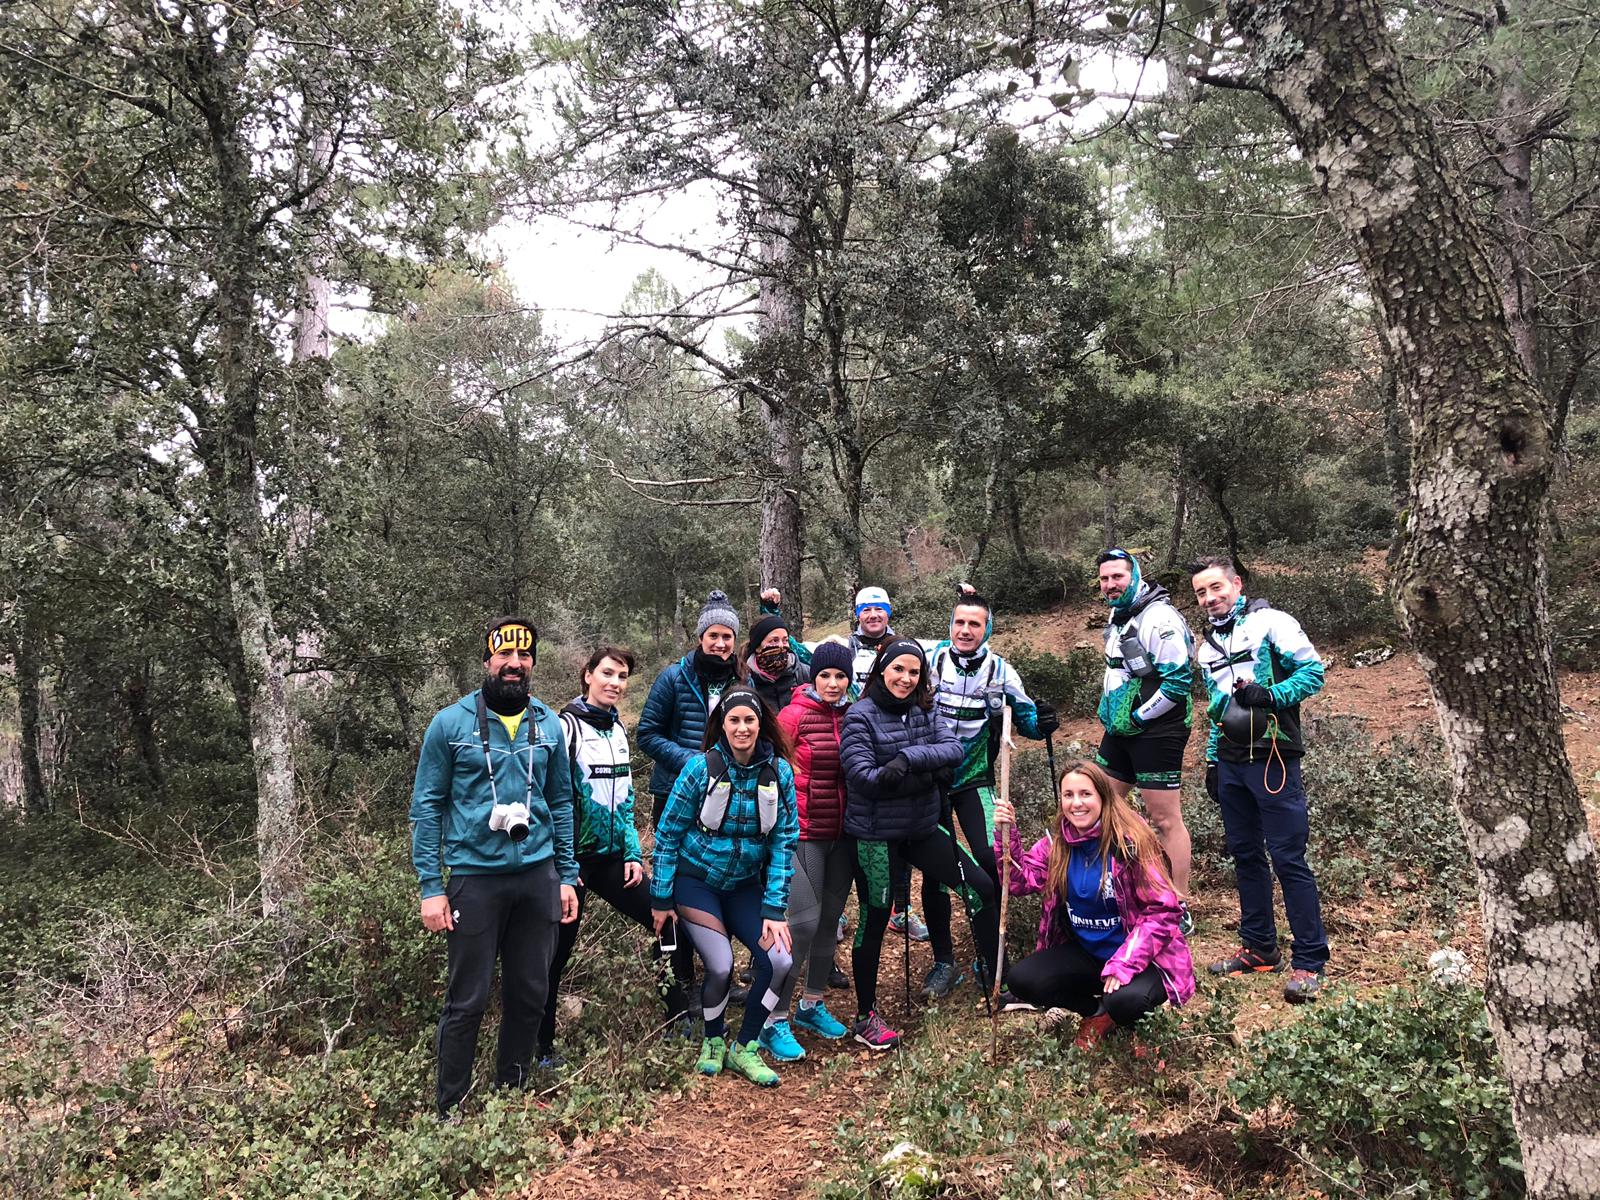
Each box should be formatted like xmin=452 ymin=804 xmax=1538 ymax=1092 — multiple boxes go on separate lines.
xmin=900 ymin=867 xmax=913 ymax=1020
xmin=1044 ymin=727 xmax=1058 ymax=790
xmin=991 ymin=706 xmax=1014 ymax=1061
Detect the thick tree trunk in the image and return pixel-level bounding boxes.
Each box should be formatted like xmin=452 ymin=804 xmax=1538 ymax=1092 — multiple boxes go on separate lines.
xmin=1164 ymin=445 xmax=1187 ymax=572
xmin=1199 ymin=478 xmax=1249 ymax=582
xmin=1099 ymin=466 xmax=1118 ymax=549
xmin=389 ymin=674 xmax=416 ymax=746
xmin=757 ymin=189 xmax=806 ymax=635
xmin=969 ymin=458 xmax=1002 ymax=578
xmin=1228 ymin=2 xmax=1600 ymax=1194
xmin=1004 ymin=481 xmax=1030 ymax=567
xmin=204 ymin=65 xmax=303 ymax=921
xmin=11 ymin=622 xmax=49 ymax=817
xmin=124 ymin=662 xmax=165 ymax=797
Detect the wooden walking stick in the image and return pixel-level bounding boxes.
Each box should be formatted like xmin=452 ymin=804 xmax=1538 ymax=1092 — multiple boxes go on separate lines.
xmin=991 ymin=705 xmax=1015 ymax=1060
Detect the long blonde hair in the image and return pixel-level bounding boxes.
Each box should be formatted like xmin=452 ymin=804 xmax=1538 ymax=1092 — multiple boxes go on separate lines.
xmin=1042 ymin=760 xmax=1172 ymax=899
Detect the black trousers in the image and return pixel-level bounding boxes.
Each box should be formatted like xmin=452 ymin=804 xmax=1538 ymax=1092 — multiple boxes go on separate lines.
xmin=436 ymin=859 xmax=560 ymax=1114
xmin=853 ymin=827 xmax=999 ymax=1016
xmin=922 ymin=785 xmax=1001 ymax=963
xmin=1005 ymin=938 xmax=1168 ymax=1028
xmin=540 ymin=853 xmax=690 ymax=1050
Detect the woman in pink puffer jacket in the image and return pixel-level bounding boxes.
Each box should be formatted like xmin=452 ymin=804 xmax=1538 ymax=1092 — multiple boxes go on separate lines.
xmin=994 ymin=759 xmax=1195 ymax=1049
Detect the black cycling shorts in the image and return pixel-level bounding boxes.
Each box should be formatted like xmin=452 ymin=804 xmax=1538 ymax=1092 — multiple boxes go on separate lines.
xmin=1096 ymin=722 xmax=1190 ymax=790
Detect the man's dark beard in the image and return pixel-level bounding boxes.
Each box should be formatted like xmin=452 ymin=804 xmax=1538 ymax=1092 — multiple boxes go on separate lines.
xmin=483 ymin=670 xmax=530 ymax=715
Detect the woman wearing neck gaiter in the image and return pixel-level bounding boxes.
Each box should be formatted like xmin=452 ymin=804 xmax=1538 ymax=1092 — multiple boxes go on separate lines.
xmin=840 ymin=640 xmax=1000 ymax=1050
xmin=638 ymin=590 xmax=745 ymax=995
xmin=744 ymin=611 xmax=808 ymax=714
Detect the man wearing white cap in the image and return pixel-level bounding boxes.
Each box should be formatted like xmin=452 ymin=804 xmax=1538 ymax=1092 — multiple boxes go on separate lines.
xmin=759 ymin=584 xmax=902 ymax=699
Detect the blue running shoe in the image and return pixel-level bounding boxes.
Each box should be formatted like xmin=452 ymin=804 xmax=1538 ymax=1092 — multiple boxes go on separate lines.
xmin=758 ymin=1020 xmax=806 ymax=1062
xmin=793 ymin=1001 xmax=848 ymax=1040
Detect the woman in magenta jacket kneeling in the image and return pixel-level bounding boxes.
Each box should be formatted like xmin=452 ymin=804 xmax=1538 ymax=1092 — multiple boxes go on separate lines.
xmin=993 ymin=760 xmax=1195 ymax=1050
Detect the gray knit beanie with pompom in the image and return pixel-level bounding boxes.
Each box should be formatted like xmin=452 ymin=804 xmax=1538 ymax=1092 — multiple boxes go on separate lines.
xmin=695 ymin=589 xmax=741 ymax=639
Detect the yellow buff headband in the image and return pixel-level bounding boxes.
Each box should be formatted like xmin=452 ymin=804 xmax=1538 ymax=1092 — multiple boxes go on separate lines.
xmin=487 ymin=623 xmax=535 ymax=657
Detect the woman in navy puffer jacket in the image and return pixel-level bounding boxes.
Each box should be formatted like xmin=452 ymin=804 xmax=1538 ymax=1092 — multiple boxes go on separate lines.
xmin=839 ymin=639 xmax=1000 ymax=1050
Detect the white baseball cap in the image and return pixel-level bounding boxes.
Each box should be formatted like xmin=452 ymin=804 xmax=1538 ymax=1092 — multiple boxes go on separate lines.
xmin=854 ymin=586 xmax=892 ymax=617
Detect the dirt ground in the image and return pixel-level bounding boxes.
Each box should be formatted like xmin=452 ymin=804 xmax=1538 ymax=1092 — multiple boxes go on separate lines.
xmin=519 ymin=599 xmax=1597 ymax=1200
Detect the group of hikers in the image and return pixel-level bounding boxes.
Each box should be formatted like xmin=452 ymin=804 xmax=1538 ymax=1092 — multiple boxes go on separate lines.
xmin=409 ymin=552 xmax=1330 ymax=1113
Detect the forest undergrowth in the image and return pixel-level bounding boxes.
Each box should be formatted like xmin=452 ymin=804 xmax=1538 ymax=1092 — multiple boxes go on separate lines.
xmin=0 ymin=610 xmax=1531 ymax=1200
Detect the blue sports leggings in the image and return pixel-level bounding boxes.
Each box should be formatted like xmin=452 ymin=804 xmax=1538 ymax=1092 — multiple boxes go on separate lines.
xmin=674 ymin=874 xmax=793 ymax=1045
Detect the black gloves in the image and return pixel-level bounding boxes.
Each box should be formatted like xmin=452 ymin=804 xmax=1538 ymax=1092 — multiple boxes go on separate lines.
xmin=879 ymin=753 xmax=910 ymax=785
xmin=1034 ymin=701 xmax=1060 ymax=737
xmin=1233 ymin=681 xmax=1274 ymax=709
xmin=933 ymin=764 xmax=955 ymax=788
xmin=1205 ymin=763 xmax=1219 ymax=803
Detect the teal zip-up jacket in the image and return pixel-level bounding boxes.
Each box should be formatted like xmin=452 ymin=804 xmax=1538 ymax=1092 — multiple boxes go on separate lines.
xmin=410 ymin=690 xmax=579 ymax=899
xmin=650 ymin=739 xmax=799 ymax=920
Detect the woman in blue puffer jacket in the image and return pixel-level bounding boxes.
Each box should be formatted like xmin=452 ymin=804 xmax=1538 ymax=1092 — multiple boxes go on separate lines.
xmin=840 ymin=639 xmax=999 ymax=1050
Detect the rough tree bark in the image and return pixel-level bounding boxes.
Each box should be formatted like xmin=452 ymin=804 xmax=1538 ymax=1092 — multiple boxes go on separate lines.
xmin=1226 ymin=1 xmax=1600 ymax=1193
xmin=11 ymin=621 xmax=49 ymax=817
xmin=200 ymin=40 xmax=303 ymax=920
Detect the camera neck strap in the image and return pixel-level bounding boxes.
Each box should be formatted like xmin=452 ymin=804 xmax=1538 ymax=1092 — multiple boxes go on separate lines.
xmin=476 ymin=691 xmax=536 ymax=810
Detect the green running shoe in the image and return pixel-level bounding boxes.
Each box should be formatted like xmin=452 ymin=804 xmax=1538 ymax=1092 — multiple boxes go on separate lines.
xmin=726 ymin=1040 xmax=780 ymax=1088
xmin=695 ymin=1035 xmax=726 ymax=1076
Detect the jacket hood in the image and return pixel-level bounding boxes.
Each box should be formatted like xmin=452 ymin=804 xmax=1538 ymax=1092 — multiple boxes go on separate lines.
xmin=713 ymin=736 xmax=778 ymax=768
xmin=562 ymin=696 xmax=617 ymax=729
xmin=1209 ymin=593 xmax=1270 ymax=628
xmin=1106 ymin=555 xmax=1145 ymax=613
xmin=1113 ymin=580 xmax=1170 ymax=622
xmin=790 ymin=684 xmax=847 ymax=713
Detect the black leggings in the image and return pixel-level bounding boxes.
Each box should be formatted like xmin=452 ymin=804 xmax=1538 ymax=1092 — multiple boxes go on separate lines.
xmin=853 ymin=828 xmax=998 ymax=1017
xmin=540 ymin=854 xmax=690 ymax=1051
xmin=1005 ymin=940 xmax=1168 ymax=1027
xmin=922 ymin=786 xmax=1000 ymax=963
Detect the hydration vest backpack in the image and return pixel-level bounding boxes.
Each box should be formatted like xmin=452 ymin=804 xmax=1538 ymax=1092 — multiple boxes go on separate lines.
xmin=697 ymin=748 xmax=780 ymax=837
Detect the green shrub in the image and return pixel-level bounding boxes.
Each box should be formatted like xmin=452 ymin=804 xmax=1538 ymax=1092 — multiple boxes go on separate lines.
xmin=1230 ymin=980 xmax=1522 ymax=1199
xmin=1185 ymin=714 xmax=1468 ymax=920
xmin=1005 ymin=644 xmax=1102 ymax=720
xmin=1252 ymin=554 xmax=1400 ymax=647
xmin=1302 ymin=715 xmax=1469 ymax=916
xmin=974 ymin=550 xmax=1090 ymax=615
xmin=820 ymin=1014 xmax=1139 ymax=1199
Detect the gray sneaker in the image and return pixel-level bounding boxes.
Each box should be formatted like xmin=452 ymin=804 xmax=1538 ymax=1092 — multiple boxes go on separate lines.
xmin=890 ymin=908 xmax=930 ymax=942
xmin=920 ymin=961 xmax=963 ymax=1000
xmin=1283 ymin=969 xmax=1324 ymax=1004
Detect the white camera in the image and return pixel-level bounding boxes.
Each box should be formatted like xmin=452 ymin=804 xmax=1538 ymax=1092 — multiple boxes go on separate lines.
xmin=488 ymin=802 xmax=531 ymax=842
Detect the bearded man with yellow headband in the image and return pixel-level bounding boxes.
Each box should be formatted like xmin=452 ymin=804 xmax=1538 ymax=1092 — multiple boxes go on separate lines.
xmin=410 ymin=616 xmax=580 ymax=1117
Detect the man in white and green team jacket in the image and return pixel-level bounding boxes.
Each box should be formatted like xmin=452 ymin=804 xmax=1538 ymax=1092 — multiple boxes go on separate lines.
xmin=917 ymin=588 xmax=1058 ymax=998
xmin=410 ymin=617 xmax=580 ymax=1115
xmin=1191 ymin=556 xmax=1328 ymax=1005
xmin=1094 ymin=549 xmax=1197 ymax=923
